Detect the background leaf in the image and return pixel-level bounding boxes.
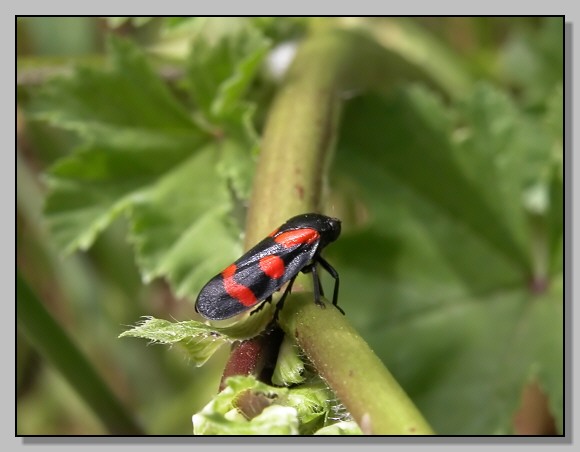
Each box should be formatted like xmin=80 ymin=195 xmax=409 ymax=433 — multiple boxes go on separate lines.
xmin=128 ymin=144 xmax=239 ymax=297
xmin=29 ymin=33 xmax=269 ymax=299
xmin=330 ymin=84 xmax=562 ymax=434
xmin=17 ymin=17 xmax=563 ymax=435
xmin=185 ymin=17 xmax=271 ymax=122
xmin=32 ymin=37 xmax=208 ymax=254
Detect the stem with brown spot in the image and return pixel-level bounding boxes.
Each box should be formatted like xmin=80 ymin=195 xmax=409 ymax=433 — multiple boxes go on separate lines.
xmin=223 ymin=27 xmax=436 ymax=434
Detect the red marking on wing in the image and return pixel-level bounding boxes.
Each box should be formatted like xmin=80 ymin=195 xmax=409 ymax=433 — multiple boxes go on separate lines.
xmin=259 ymin=254 xmax=285 ymax=279
xmin=222 ymin=264 xmax=258 ymax=307
xmin=274 ymin=228 xmax=319 ymax=248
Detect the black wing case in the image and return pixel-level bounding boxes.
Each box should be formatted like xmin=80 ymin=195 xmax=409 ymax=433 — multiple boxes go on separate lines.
xmin=195 ymin=236 xmax=319 ymax=320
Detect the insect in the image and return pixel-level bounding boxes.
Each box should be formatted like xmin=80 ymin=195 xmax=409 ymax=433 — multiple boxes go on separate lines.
xmin=195 ymin=213 xmax=343 ymax=321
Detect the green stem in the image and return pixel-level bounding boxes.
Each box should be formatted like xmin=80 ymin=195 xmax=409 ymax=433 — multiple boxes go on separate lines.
xmin=279 ymin=293 xmax=435 ymax=435
xmin=17 ymin=272 xmax=145 ymax=435
xmin=229 ymin=30 xmax=359 ymax=390
xmin=244 ymin=27 xmax=441 ymax=245
xmin=232 ymin=27 xmax=437 ymax=433
xmin=245 ymin=31 xmax=345 ymax=245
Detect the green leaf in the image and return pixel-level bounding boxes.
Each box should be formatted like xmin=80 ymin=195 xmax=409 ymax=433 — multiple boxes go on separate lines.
xmin=191 ymin=375 xmax=344 ymax=435
xmin=31 ymin=36 xmax=208 ymax=255
xmin=31 ymin=34 xmax=267 ymax=300
xmin=119 ymin=305 xmax=278 ymax=369
xmin=215 ymin=137 xmax=258 ymax=205
xmin=128 ymin=143 xmax=240 ymax=298
xmin=498 ymin=18 xmax=563 ymax=107
xmin=31 ymin=36 xmax=199 ymax=143
xmin=337 ymin=86 xmax=529 ymax=294
xmin=185 ymin=18 xmax=271 ymax=121
xmin=515 ymin=280 xmax=563 ymax=433
xmin=333 ymin=84 xmax=562 ymax=434
xmin=192 ymin=376 xmax=299 ymax=435
xmin=119 ymin=317 xmax=228 ymax=366
xmin=378 ymin=290 xmax=562 ymax=435
xmin=183 ymin=18 xmax=269 ymax=201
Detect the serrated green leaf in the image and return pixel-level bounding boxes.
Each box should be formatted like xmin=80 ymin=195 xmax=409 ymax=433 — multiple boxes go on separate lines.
xmin=32 ymin=36 xmax=209 ymax=255
xmin=128 ymin=143 xmax=240 ymax=299
xmin=185 ymin=18 xmax=271 ymax=121
xmin=31 ymin=35 xmax=263 ymax=302
xmin=31 ymin=36 xmax=199 ymax=144
xmin=43 ymin=141 xmax=203 ymax=254
xmin=119 ymin=317 xmax=228 ymax=366
xmin=183 ymin=18 xmax=269 ymax=195
xmin=119 ymin=308 xmax=277 ymax=368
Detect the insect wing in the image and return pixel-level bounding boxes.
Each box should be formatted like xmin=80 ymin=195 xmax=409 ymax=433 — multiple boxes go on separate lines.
xmin=195 ymin=233 xmax=320 ymax=320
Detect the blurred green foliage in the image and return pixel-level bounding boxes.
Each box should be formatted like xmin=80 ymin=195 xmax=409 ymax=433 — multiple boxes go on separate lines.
xmin=17 ymin=17 xmax=563 ymax=435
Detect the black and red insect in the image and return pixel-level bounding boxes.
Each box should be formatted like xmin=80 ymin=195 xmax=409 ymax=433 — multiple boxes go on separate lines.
xmin=195 ymin=213 xmax=343 ymax=321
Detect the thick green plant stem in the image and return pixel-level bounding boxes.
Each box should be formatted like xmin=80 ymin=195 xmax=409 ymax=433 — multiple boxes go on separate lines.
xmin=227 ymin=28 xmax=436 ymax=434
xmin=17 ymin=272 xmax=144 ymax=435
xmin=279 ymin=293 xmax=435 ymax=435
xmin=245 ymin=32 xmax=344 ymax=244
xmin=229 ymin=30 xmax=360 ymax=391
xmin=244 ymin=28 xmax=435 ymax=245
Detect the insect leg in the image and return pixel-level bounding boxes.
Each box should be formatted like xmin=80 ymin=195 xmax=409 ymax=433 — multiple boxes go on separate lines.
xmin=309 ymin=264 xmax=325 ymax=308
xmin=316 ymin=256 xmax=344 ymax=315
